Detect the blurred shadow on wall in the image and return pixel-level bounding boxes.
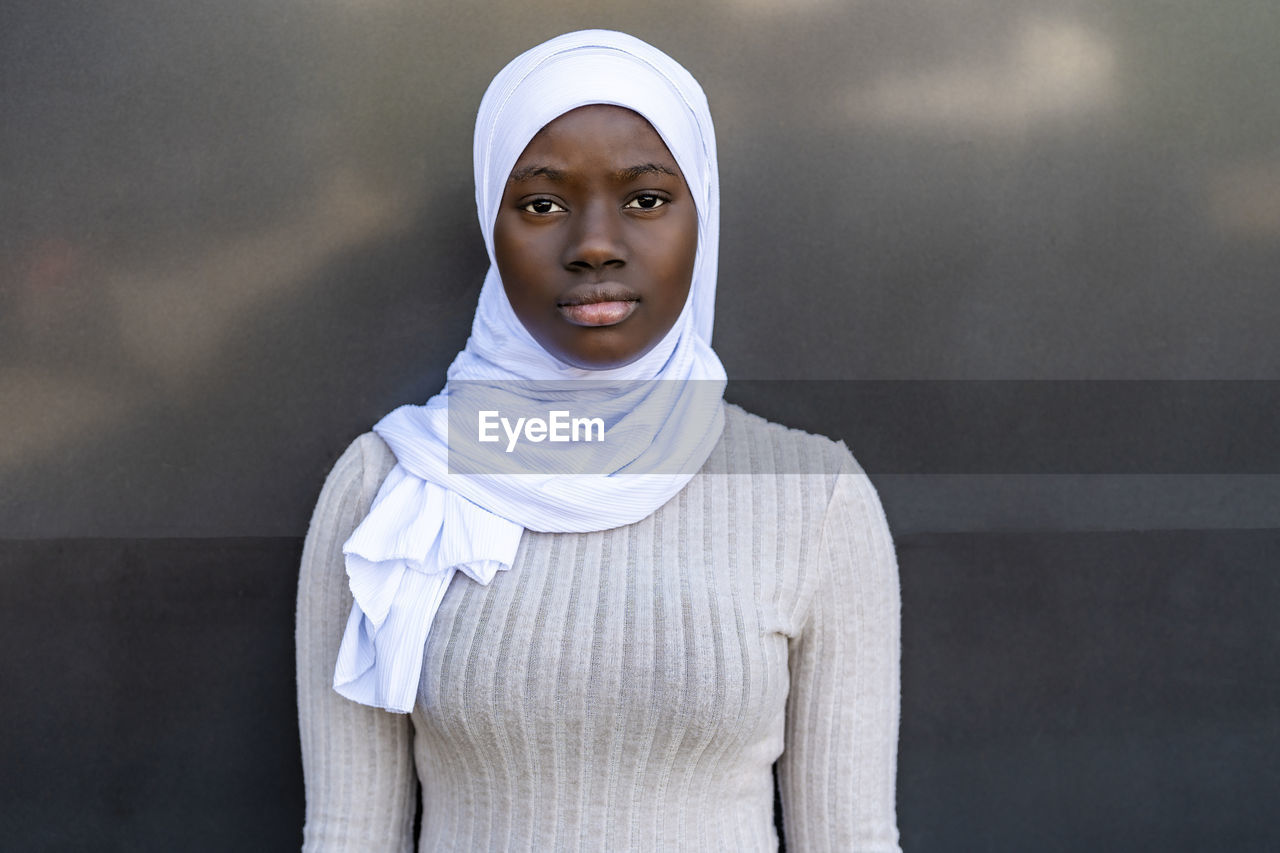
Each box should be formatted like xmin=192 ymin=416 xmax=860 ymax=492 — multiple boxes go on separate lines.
xmin=844 ymin=16 xmax=1118 ymax=136
xmin=1 ymin=173 xmax=413 ymax=476
xmin=1206 ymin=156 xmax=1280 ymax=243
xmin=0 ymin=0 xmax=472 ymax=502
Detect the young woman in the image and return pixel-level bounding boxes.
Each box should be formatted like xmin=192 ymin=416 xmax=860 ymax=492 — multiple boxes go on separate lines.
xmin=297 ymin=30 xmax=901 ymax=852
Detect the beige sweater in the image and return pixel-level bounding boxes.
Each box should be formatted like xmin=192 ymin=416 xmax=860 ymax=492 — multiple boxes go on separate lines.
xmin=296 ymin=403 xmax=902 ymax=852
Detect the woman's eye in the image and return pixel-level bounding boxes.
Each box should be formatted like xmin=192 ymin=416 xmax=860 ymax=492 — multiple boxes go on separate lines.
xmin=522 ymin=199 xmax=565 ymax=214
xmin=624 ymin=195 xmax=667 ymax=210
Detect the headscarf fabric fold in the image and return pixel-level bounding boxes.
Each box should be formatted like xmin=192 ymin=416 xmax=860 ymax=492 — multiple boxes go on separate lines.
xmin=334 ymin=30 xmax=727 ymax=713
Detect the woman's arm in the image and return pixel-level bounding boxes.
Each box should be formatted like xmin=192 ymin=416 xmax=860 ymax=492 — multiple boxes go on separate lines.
xmin=296 ymin=435 xmax=417 ymax=853
xmin=779 ymin=455 xmax=903 ymax=852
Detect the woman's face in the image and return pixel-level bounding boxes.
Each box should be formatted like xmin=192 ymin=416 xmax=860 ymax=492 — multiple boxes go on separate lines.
xmin=493 ymin=104 xmax=699 ymax=370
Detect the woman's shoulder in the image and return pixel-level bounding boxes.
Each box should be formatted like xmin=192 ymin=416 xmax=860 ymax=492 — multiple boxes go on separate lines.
xmin=312 ymin=432 xmax=398 ymax=519
xmin=716 ymin=403 xmax=892 ymax=589
xmin=718 ymin=401 xmax=863 ymax=480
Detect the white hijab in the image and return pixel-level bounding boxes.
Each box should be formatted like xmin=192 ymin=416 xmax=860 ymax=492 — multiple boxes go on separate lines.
xmin=334 ymin=30 xmax=727 ymax=713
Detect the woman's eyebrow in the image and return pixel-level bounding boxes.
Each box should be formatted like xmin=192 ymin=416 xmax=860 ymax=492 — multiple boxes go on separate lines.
xmin=508 ymin=165 xmax=566 ymax=183
xmin=507 ymin=162 xmax=679 ymax=184
xmin=613 ymin=163 xmax=678 ymax=182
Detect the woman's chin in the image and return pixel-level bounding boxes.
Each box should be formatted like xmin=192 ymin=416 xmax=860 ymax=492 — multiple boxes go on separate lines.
xmin=536 ymin=328 xmax=665 ymax=371
xmin=552 ymin=344 xmax=651 ymax=371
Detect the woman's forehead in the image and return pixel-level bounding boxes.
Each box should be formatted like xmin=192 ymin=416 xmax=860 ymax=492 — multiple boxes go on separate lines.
xmin=513 ymin=104 xmax=680 ymax=171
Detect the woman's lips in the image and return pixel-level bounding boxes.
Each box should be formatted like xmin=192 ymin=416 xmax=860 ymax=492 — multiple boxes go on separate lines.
xmin=557 ymin=283 xmax=640 ymax=327
xmin=559 ymin=300 xmax=637 ymax=326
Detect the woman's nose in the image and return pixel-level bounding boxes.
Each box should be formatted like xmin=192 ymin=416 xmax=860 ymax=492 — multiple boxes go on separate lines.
xmin=564 ymin=202 xmax=625 ymax=271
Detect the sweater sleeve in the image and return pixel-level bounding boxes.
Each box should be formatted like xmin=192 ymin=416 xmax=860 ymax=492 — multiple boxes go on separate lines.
xmin=778 ymin=453 xmax=903 ymax=852
xmin=296 ymin=434 xmax=417 ymax=853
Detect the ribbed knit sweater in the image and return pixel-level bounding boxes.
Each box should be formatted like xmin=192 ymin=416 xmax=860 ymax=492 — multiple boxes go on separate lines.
xmin=296 ymin=403 xmax=902 ymax=852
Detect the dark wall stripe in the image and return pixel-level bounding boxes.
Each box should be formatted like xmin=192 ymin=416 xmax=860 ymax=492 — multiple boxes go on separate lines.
xmin=5 ymin=532 xmax=1277 ymax=849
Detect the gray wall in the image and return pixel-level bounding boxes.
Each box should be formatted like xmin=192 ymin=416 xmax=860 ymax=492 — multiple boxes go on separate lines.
xmin=3 ymin=1 xmax=1277 ymax=849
